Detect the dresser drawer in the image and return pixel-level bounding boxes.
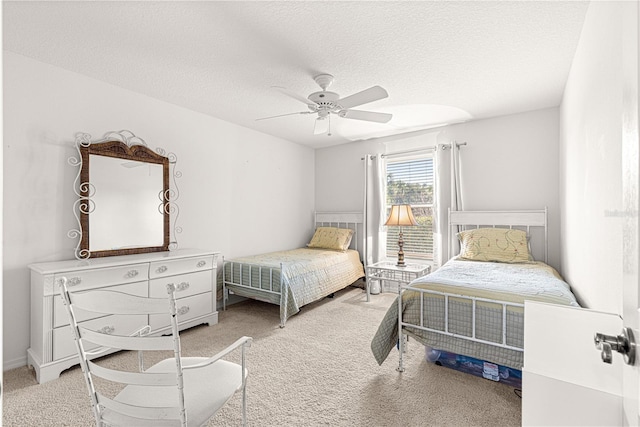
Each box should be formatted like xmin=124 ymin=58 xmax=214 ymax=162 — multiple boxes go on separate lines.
xmin=149 ymin=292 xmax=213 ymax=331
xmin=53 ymin=263 xmax=149 ymax=295
xmin=149 ymin=270 xmax=212 ymax=299
xmin=53 ymin=281 xmax=148 ymax=328
xmin=52 ymin=313 xmax=148 ymax=361
xmin=149 ymin=255 xmax=214 ymax=279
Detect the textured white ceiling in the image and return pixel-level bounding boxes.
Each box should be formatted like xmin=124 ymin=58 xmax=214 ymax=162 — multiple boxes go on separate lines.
xmin=4 ymin=1 xmax=589 ymax=148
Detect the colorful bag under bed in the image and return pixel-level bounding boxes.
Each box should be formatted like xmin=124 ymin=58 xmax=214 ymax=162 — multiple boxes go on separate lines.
xmin=425 ymin=346 xmax=522 ymax=388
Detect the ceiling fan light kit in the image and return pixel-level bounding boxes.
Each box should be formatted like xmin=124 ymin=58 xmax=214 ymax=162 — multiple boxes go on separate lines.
xmin=257 ymin=73 xmax=393 ymax=136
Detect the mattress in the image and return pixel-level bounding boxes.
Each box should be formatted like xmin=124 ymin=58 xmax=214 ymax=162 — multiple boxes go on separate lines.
xmin=224 ymin=248 xmax=364 ymax=325
xmin=371 ymin=258 xmax=579 ymax=369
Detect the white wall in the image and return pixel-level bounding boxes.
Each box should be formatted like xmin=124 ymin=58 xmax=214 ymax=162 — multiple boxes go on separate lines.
xmin=3 ymin=52 xmax=315 ymax=370
xmin=316 ymin=108 xmax=561 ymax=270
xmin=559 ymin=1 xmax=627 ymax=313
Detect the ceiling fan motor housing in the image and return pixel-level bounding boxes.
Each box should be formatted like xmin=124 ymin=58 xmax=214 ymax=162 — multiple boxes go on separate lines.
xmin=308 ymin=91 xmax=340 ymax=111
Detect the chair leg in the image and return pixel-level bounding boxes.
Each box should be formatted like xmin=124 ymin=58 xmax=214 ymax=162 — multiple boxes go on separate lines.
xmin=242 ymin=382 xmax=247 ymax=427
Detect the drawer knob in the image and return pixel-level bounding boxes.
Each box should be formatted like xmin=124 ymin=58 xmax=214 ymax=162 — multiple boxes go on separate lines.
xmin=156 ymin=266 xmax=168 ymax=274
xmin=97 ymin=325 xmax=115 ymax=335
xmin=196 ymin=260 xmax=207 ymax=268
xmin=126 ymin=270 xmax=139 ymax=278
xmin=177 ymin=306 xmax=190 ymax=316
xmin=176 ymin=282 xmax=190 ymax=292
xmin=67 ymin=277 xmax=82 ymax=287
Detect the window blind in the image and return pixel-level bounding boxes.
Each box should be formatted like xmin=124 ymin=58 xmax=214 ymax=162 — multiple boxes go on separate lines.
xmin=385 ymin=155 xmax=435 ymax=260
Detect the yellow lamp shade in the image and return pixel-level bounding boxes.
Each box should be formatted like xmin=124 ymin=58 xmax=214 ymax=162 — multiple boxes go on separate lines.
xmin=384 ymin=204 xmax=417 ymax=266
xmin=384 ymin=205 xmax=418 ymax=227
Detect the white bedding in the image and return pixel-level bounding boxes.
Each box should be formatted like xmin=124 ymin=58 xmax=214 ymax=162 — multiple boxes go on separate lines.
xmin=371 ymin=258 xmax=579 ymax=369
xmin=224 ymin=248 xmax=364 ymax=326
xmin=410 ymin=258 xmax=579 ymax=306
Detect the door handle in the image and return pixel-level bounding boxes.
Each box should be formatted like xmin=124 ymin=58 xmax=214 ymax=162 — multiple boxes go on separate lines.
xmin=594 ymin=327 xmax=636 ymax=365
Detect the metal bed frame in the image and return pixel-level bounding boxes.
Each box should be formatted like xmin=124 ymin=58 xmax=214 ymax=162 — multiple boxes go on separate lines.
xmin=222 ymin=212 xmax=364 ymax=327
xmin=396 ymin=208 xmax=548 ymax=372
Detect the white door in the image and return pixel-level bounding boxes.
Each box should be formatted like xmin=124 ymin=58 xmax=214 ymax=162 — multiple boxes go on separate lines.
xmin=523 ymin=2 xmax=639 ymax=425
xmin=565 ymin=1 xmax=640 ymax=422
xmin=523 ymin=303 xmax=627 ymax=426
xmin=620 ymin=0 xmax=639 ymax=423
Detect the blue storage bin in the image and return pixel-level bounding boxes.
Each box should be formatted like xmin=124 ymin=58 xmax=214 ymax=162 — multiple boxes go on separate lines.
xmin=425 ymin=346 xmax=522 ymax=388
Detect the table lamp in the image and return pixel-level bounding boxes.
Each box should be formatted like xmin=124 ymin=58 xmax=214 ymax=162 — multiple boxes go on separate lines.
xmin=384 ymin=204 xmax=418 ymax=267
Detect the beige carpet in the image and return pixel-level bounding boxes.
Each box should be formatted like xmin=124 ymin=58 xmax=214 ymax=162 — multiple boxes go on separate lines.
xmin=3 ymin=287 xmax=521 ymax=426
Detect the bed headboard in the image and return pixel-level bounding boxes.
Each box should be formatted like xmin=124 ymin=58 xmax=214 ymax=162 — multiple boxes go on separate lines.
xmin=314 ymin=211 xmax=364 ymax=260
xmin=448 ymin=208 xmax=548 ymax=263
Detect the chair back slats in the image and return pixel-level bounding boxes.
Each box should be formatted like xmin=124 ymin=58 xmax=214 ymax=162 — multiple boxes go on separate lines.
xmin=97 ymin=392 xmax=180 ymax=424
xmin=79 ymin=327 xmax=174 ymax=351
xmin=59 ymin=276 xmax=251 ymax=427
xmin=70 ymin=290 xmax=169 ymax=315
xmin=88 ymin=360 xmax=177 ymax=386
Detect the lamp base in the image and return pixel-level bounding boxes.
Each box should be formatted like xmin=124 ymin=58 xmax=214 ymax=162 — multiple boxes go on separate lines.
xmin=396 ymin=229 xmax=408 ymax=267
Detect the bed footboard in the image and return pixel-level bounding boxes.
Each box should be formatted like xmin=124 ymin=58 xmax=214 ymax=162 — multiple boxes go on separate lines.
xmin=396 ymin=285 xmax=524 ymax=372
xmin=222 ymin=259 xmax=289 ymax=327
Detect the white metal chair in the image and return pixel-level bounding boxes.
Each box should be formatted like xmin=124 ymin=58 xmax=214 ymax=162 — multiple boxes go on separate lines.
xmin=59 ymin=277 xmax=252 ymax=426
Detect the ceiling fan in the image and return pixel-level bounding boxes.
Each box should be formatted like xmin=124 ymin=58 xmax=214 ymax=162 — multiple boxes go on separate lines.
xmin=257 ymin=74 xmax=392 ymax=136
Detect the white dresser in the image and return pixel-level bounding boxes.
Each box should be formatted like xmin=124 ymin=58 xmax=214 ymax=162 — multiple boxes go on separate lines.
xmin=28 ymin=249 xmax=219 ymax=384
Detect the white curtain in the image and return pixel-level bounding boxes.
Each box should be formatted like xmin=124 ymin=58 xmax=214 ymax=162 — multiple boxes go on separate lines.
xmin=433 ymin=142 xmax=464 ymax=267
xmin=451 ymin=142 xmax=463 ymax=211
xmin=363 ymin=154 xmax=386 ymax=266
xmin=433 ymin=146 xmax=448 ymax=268
xmin=449 ymin=142 xmax=464 ymax=258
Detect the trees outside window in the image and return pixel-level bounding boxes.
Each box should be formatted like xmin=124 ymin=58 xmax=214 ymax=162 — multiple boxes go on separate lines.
xmin=385 ymin=156 xmax=434 ymax=260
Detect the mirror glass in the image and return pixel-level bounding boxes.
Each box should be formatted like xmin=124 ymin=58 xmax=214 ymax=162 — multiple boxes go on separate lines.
xmin=89 ymin=155 xmax=165 ymax=251
xmin=75 ymin=136 xmax=171 ymax=259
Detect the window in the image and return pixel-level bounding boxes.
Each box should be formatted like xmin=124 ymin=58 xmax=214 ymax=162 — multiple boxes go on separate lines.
xmin=385 ymin=154 xmax=434 ymax=261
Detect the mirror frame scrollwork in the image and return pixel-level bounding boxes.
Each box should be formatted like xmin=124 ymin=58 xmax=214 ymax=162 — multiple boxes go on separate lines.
xmin=68 ymin=130 xmax=181 ymax=260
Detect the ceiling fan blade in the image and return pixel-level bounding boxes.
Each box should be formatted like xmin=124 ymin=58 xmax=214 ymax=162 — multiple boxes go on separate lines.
xmin=339 ymin=109 xmax=392 ymax=123
xmin=272 ymin=86 xmax=314 ymax=106
xmin=256 ymin=111 xmax=311 ymax=121
xmin=337 ymin=86 xmax=389 ymax=109
xmin=314 ymin=117 xmax=329 ymax=135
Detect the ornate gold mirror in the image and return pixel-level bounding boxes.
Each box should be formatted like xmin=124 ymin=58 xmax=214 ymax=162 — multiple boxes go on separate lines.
xmin=69 ymin=131 xmax=179 ymax=259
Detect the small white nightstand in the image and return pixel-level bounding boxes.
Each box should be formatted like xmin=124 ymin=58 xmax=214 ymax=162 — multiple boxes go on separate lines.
xmin=365 ymin=260 xmax=431 ymax=302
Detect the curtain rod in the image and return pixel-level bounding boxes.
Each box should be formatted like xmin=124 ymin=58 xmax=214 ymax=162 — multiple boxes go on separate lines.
xmin=439 ymin=141 xmax=468 ymax=150
xmin=361 ymin=142 xmax=467 ymax=160
xmin=382 ymin=146 xmax=436 ymax=158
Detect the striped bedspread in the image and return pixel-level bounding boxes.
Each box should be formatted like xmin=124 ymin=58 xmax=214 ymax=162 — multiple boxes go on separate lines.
xmin=224 ymin=248 xmax=364 ymax=325
xmin=370 ymin=258 xmax=579 ymax=369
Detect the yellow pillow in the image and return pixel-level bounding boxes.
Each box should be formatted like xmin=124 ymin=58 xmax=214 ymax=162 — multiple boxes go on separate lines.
xmin=307 ymin=227 xmax=354 ymax=251
xmin=457 ymin=228 xmax=530 ymax=263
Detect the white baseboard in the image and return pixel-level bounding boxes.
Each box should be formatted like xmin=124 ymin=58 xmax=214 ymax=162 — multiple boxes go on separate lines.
xmin=4 ymin=355 xmax=28 ymax=372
